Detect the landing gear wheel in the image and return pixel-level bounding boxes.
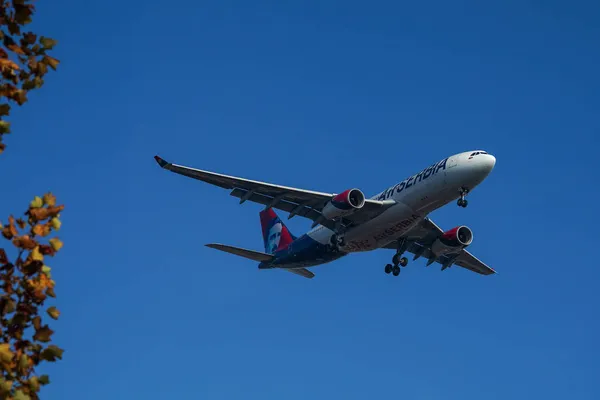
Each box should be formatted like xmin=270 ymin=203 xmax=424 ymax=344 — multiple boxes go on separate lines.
xmin=392 ymin=265 xmax=400 ymax=276
xmin=385 ymin=264 xmax=392 ymax=274
xmin=330 ymin=234 xmax=345 ymax=249
xmin=392 ymin=254 xmax=409 ymax=268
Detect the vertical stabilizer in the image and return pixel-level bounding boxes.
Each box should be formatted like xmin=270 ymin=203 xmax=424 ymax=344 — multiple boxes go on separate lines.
xmin=259 ymin=208 xmax=296 ymax=254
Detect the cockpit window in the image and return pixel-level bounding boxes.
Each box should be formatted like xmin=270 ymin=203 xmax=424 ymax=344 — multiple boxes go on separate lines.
xmin=469 ymin=151 xmax=488 ymax=158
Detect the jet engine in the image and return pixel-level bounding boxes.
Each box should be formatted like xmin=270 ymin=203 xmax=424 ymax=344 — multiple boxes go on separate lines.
xmin=321 ymin=189 xmax=366 ymax=219
xmin=430 ymin=226 xmax=473 ymax=256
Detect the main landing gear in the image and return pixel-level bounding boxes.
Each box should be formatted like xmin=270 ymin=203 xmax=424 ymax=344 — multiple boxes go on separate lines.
xmin=457 ymin=187 xmax=469 ymax=208
xmin=385 ymin=252 xmax=409 ymax=277
xmin=330 ymin=234 xmax=345 ymax=251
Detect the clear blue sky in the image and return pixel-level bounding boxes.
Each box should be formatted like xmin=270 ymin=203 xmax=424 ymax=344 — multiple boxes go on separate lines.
xmin=1 ymin=0 xmax=599 ymax=398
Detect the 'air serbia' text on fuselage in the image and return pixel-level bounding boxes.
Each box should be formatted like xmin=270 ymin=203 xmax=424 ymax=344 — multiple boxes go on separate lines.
xmin=376 ymin=158 xmax=448 ymax=201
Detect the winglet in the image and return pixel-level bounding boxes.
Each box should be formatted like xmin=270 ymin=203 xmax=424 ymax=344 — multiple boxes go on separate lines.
xmin=154 ymin=155 xmax=169 ymax=168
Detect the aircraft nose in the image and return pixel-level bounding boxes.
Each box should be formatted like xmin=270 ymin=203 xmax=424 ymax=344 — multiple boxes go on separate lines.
xmin=479 ymin=154 xmax=496 ymax=176
xmin=485 ymin=154 xmax=496 ymax=170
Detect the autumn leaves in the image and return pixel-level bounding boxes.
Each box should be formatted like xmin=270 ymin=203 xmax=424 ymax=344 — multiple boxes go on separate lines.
xmin=0 ymin=192 xmax=64 ymax=399
xmin=0 ymin=2 xmax=63 ymax=398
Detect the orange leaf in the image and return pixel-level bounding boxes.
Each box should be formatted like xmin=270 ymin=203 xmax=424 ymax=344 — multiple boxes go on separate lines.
xmin=23 ymin=33 xmax=37 ymax=45
xmin=12 ymin=236 xmax=37 ymax=250
xmin=32 ymin=223 xmax=50 ymax=237
xmin=2 ymin=216 xmax=19 ymax=239
xmin=43 ymin=193 xmax=56 ymax=207
xmin=28 ymin=205 xmax=64 ymax=221
xmin=0 ymin=59 xmax=19 ymax=70
xmin=32 ymin=316 xmax=41 ymax=330
xmin=0 ymin=84 xmax=18 ymax=98
xmin=10 ymin=89 xmax=27 ymax=106
xmin=47 ymin=307 xmax=60 ymax=320
xmin=7 ymin=44 xmax=25 ymax=56
xmin=38 ymin=245 xmax=55 ymax=256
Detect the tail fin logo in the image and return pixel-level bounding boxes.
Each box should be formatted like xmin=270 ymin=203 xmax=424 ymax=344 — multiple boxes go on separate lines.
xmin=260 ymin=208 xmax=295 ymax=254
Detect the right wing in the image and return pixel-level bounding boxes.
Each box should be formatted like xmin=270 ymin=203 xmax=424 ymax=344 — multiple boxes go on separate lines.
xmin=383 ymin=218 xmax=496 ymax=275
xmin=155 ymin=155 xmax=394 ymax=231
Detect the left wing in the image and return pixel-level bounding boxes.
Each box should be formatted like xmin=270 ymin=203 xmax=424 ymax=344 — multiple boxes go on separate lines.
xmin=384 ymin=218 xmax=496 ymax=275
xmin=154 ymin=155 xmax=394 ymax=231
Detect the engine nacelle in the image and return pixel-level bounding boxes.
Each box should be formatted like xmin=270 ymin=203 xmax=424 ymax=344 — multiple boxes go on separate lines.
xmin=321 ymin=189 xmax=366 ymax=219
xmin=430 ymin=226 xmax=473 ymax=256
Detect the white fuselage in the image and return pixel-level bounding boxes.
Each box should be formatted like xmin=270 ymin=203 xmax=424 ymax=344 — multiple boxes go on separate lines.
xmin=306 ymin=150 xmax=496 ymax=253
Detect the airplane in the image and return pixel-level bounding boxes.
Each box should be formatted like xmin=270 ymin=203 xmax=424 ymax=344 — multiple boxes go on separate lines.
xmin=153 ymin=150 xmax=497 ymax=279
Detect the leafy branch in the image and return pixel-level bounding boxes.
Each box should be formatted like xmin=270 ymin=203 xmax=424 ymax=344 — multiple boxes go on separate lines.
xmin=0 ymin=0 xmax=60 ymax=154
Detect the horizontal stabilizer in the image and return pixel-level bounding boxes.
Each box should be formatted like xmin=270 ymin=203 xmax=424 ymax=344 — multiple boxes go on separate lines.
xmin=205 ymin=243 xmax=275 ymax=262
xmin=283 ymin=268 xmax=315 ymax=279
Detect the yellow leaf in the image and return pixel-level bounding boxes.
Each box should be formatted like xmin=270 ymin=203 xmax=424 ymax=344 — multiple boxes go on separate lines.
xmin=50 ymin=217 xmax=61 ymax=230
xmin=3 ymin=298 xmax=15 ymax=314
xmin=0 ymin=120 xmax=10 ymax=134
xmin=42 ymin=265 xmax=51 ymax=275
xmin=31 ymin=246 xmax=44 ymax=261
xmin=0 ymin=378 xmax=13 ymax=394
xmin=0 ymin=104 xmax=10 ymax=117
xmin=43 ymin=56 xmax=60 ymax=70
xmin=0 ymin=343 xmax=13 ymax=363
xmin=28 ymin=376 xmax=40 ymax=392
xmin=18 ymin=354 xmax=29 ymax=371
xmin=49 ymin=238 xmax=63 ymax=252
xmin=40 ymin=345 xmax=63 ymax=362
xmin=14 ymin=389 xmax=30 ymax=400
xmin=33 ymin=325 xmax=54 ymax=343
xmin=30 ymin=196 xmax=43 ymax=208
xmin=47 ymin=306 xmax=60 ymax=320
xmin=40 ymin=37 xmax=58 ymax=50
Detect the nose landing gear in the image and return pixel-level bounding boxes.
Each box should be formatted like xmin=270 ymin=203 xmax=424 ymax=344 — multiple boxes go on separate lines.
xmin=457 ymin=187 xmax=469 ymax=208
